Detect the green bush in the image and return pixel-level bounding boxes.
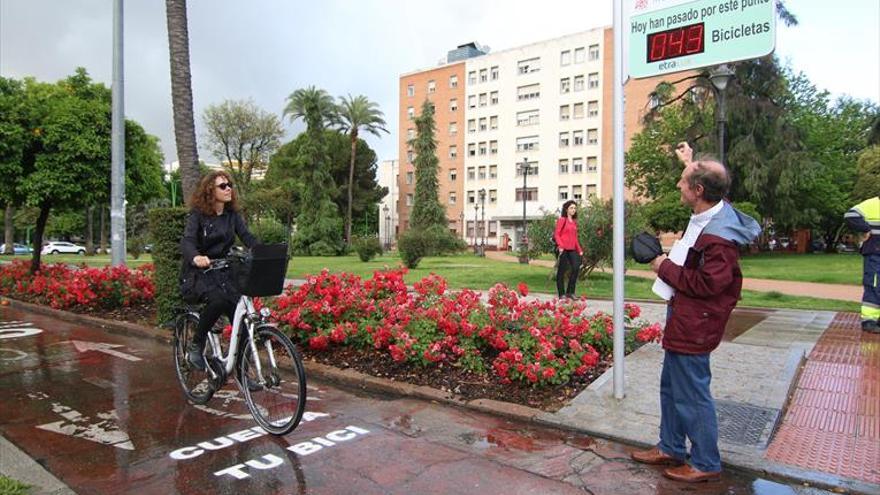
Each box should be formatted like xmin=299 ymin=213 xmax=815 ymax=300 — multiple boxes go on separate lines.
xmin=352 ymin=235 xmax=382 ymax=262
xmin=251 ymin=215 xmax=288 ymax=245
xmin=148 ymin=207 xmax=188 ymax=326
xmin=398 ymin=225 xmax=465 ymax=269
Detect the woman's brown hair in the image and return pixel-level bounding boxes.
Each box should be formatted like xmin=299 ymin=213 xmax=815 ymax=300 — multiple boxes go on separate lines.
xmin=188 ymin=170 xmax=238 ymax=215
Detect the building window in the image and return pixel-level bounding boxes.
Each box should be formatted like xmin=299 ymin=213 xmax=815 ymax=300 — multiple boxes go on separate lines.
xmin=516 ymin=161 xmax=538 ymax=176
xmin=559 ymin=131 xmax=570 ymax=147
xmin=468 ymin=95 xmax=476 ymax=109
xmin=467 ymin=221 xmax=474 ymax=237
xmin=490 ymin=91 xmax=498 ymax=105
xmin=479 ymin=117 xmax=487 ymax=131
xmin=407 ymin=84 xmax=414 ymax=97
xmin=574 ymin=47 xmax=586 ymax=63
xmin=573 ymin=102 xmax=584 ymax=119
xmin=479 ymin=93 xmax=487 ymax=107
xmin=490 ymin=66 xmax=499 ymax=80
xmin=407 ymin=151 xmax=414 ymax=163
xmin=450 ymin=98 xmax=458 ymax=112
xmin=407 ymin=128 xmax=415 ymax=140
xmin=488 ymin=221 xmax=498 ymax=238
xmin=468 ymin=143 xmax=476 ymax=157
xmin=478 ymin=166 xmax=486 ymax=180
xmin=515 ymin=135 xmax=539 ymax=152
xmin=468 ymin=119 xmax=476 ymax=133
xmin=467 ymin=190 xmax=475 ymax=203
xmin=518 ymin=57 xmax=541 ymax=74
xmin=479 ymin=68 xmax=488 ymax=83
xmin=588 ymin=100 xmax=598 ymax=118
xmin=427 ymin=80 xmax=436 ymax=93
xmin=407 ymin=106 xmax=414 ymax=120
xmin=489 ymin=189 xmax=497 ymax=203
xmin=574 ymin=75 xmax=584 ymax=91
xmin=589 ymin=44 xmax=600 ymax=61
xmin=588 ymin=72 xmax=599 ymax=89
xmin=406 ymin=171 xmax=414 ymax=184
xmin=490 ymin=116 xmax=498 ymax=130
xmin=468 ymin=71 xmax=477 ymax=84
xmin=478 ymin=142 xmax=487 ymax=156
xmin=517 ymin=84 xmax=540 ymax=101
xmin=489 ymin=165 xmax=497 ymax=179
xmin=588 ymin=128 xmax=598 ymax=145
xmin=560 ymin=77 xmax=571 ymax=94
xmin=560 ymin=105 xmax=571 ymax=120
xmin=515 ymin=187 xmax=538 ymax=202
xmin=573 ymin=130 xmax=584 ymax=146
xmin=573 ymin=157 xmax=584 ymax=173
xmin=489 ymin=140 xmax=498 ymax=155
xmin=449 ymin=192 xmax=457 ymax=204
xmin=587 ymin=156 xmax=598 ymax=172
xmin=586 ymin=184 xmax=597 ymax=197
xmin=559 ymin=159 xmax=570 ymax=174
xmin=560 ymin=50 xmax=571 ymax=66
xmin=572 ymin=185 xmax=582 ymax=200
xmin=467 ymin=167 xmax=476 ymax=180
xmin=449 ymin=122 xmax=457 ymax=135
xmin=406 ymin=193 xmax=414 ymax=206
xmin=449 ymin=75 xmax=458 ymax=88
xmin=449 ymin=168 xmax=457 ymax=181
xmin=449 ymin=145 xmax=457 ymax=159
xmin=559 ymin=186 xmax=569 ymax=201
xmin=516 ymin=109 xmax=539 ymax=126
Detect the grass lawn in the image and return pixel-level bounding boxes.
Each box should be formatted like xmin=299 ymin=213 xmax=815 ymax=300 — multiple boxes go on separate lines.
xmin=0 ymin=475 xmax=30 ymax=495
xmin=3 ymin=253 xmax=154 ymax=267
xmin=287 ymin=253 xmax=860 ymax=313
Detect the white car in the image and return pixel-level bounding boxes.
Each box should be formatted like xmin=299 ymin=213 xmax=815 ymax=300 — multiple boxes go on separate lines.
xmin=41 ymin=241 xmax=86 ymax=255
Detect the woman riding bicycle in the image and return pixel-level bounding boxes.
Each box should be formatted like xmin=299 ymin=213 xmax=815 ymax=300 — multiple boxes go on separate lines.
xmin=181 ymin=171 xmax=257 ymax=370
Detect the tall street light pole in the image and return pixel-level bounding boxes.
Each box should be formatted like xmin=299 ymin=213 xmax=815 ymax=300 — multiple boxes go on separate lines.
xmin=473 ymin=200 xmax=479 ymax=255
xmin=519 ymin=157 xmax=530 ymax=264
xmin=110 ymin=0 xmax=126 ymax=266
xmin=708 ymin=64 xmax=735 ymax=166
xmin=479 ymin=188 xmax=486 ymax=256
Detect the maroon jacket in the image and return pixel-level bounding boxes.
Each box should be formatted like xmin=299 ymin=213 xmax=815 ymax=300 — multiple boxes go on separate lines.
xmin=657 ymin=233 xmax=743 ymax=354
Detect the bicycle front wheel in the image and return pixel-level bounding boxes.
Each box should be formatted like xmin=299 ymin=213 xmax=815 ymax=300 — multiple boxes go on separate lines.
xmin=239 ymin=325 xmax=307 ymax=435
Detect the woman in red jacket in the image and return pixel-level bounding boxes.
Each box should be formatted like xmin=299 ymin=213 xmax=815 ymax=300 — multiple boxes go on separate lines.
xmin=554 ymin=200 xmax=584 ymax=298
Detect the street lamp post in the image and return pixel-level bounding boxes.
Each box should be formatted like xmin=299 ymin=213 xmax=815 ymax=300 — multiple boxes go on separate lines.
xmin=708 ymin=64 xmax=735 ymax=166
xmin=478 ymin=188 xmax=486 ymax=257
xmin=382 ymin=205 xmax=389 ymax=250
xmin=518 ymin=157 xmax=530 ymax=264
xmin=459 ymin=211 xmax=465 ymax=241
xmin=473 ymin=200 xmax=479 ymax=255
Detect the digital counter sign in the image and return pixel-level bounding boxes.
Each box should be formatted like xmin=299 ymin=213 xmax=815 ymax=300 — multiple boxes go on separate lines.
xmin=646 ymin=23 xmax=705 ymax=63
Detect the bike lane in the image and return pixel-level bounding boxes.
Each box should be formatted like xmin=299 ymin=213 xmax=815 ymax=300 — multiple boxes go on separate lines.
xmin=0 ymin=306 xmax=833 ymax=495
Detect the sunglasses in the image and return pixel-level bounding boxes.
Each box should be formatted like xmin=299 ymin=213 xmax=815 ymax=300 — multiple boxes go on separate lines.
xmin=216 ymin=182 xmax=234 ymax=191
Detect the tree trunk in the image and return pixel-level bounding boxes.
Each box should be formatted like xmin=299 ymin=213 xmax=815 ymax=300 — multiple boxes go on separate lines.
xmin=100 ymin=206 xmax=108 ymax=254
xmin=30 ymin=204 xmax=51 ymax=274
xmin=346 ymin=134 xmax=357 ymax=245
xmin=4 ymin=204 xmax=13 ymax=255
xmin=165 ymin=0 xmax=200 ymax=201
xmin=85 ymin=206 xmax=95 ymax=255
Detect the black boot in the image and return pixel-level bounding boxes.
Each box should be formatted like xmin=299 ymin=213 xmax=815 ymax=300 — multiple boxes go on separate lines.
xmin=862 ymin=320 xmax=880 ymax=334
xmin=187 ymin=342 xmax=207 ymax=370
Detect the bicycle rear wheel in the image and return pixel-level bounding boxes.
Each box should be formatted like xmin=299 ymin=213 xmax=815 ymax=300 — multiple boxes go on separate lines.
xmin=239 ymin=325 xmax=307 ymax=435
xmin=173 ymin=313 xmax=216 ymax=405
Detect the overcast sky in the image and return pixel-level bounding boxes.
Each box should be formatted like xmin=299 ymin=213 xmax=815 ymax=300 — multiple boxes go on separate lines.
xmin=2 ymin=0 xmax=878 ymax=167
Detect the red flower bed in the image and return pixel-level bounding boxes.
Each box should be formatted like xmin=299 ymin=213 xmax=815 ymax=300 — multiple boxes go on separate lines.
xmin=272 ymin=268 xmax=661 ymax=388
xmin=0 ymin=260 xmax=154 ymax=310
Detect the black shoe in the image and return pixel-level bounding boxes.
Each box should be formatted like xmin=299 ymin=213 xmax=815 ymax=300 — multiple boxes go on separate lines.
xmin=187 ymin=342 xmax=207 ymax=370
xmin=862 ymin=320 xmax=880 ymax=334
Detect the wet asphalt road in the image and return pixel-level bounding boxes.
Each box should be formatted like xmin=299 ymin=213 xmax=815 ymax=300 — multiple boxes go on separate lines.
xmin=0 ymin=306 xmax=833 ymax=495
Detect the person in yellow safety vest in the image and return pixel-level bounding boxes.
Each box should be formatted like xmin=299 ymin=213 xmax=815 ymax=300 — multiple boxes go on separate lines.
xmin=844 ymin=196 xmax=880 ymax=333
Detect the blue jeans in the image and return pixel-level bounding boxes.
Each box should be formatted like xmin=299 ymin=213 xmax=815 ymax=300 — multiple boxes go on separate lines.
xmin=658 ymin=350 xmax=721 ymax=472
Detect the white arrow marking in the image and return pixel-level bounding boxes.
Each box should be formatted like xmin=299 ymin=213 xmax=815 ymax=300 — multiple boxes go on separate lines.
xmin=36 ymin=403 xmax=134 ymax=450
xmin=71 ymin=340 xmax=142 ymax=362
xmin=0 ymin=327 xmax=42 ymax=339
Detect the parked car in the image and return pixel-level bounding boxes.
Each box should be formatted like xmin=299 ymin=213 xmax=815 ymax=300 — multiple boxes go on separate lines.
xmin=0 ymin=243 xmax=33 ymax=255
xmin=41 ymin=241 xmax=86 ymax=255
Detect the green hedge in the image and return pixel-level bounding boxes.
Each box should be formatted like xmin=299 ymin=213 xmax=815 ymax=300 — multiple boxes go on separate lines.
xmin=148 ymin=207 xmax=188 ymax=325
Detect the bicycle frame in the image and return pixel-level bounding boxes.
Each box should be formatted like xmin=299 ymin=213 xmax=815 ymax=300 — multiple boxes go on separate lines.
xmin=204 ymin=295 xmax=258 ymax=381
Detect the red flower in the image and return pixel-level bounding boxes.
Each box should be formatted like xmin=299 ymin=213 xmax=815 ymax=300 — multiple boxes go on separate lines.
xmin=517 ymin=282 xmax=529 ymax=297
xmin=308 ymin=335 xmax=329 ymax=351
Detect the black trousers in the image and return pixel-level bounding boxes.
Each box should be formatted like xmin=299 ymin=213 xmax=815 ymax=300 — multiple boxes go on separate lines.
xmin=557 ymin=250 xmax=581 ymax=297
xmin=193 ymin=291 xmax=236 ymax=347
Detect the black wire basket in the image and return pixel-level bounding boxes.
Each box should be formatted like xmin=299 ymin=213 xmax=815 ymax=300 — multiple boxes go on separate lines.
xmin=230 ymin=243 xmax=289 ymax=297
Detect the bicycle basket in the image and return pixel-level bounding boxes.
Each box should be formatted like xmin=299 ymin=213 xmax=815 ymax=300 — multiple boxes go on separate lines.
xmin=231 ymin=243 xmax=289 ymax=297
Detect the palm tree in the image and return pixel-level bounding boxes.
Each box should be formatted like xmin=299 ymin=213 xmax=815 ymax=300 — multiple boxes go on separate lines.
xmin=283 ymin=86 xmax=337 ymax=134
xmin=336 ymin=95 xmax=388 ymax=244
xmin=165 ymin=0 xmax=200 ymax=201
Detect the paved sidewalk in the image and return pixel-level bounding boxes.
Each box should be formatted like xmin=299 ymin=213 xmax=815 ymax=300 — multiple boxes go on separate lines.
xmin=485 ymin=250 xmax=863 ymax=302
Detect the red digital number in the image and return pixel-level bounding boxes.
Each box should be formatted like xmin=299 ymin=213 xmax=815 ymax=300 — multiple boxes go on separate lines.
xmin=685 ymin=24 xmax=704 ymax=54
xmin=649 ymin=32 xmax=667 ymax=62
xmin=668 ymin=28 xmax=685 ymax=57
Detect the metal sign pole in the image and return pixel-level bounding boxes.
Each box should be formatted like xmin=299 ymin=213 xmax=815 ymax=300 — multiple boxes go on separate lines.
xmin=110 ymin=0 xmax=126 ymax=266
xmin=612 ymin=0 xmax=626 ymax=399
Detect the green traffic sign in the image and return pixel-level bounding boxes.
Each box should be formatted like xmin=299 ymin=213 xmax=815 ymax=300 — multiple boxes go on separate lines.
xmin=629 ymin=0 xmax=775 ymax=78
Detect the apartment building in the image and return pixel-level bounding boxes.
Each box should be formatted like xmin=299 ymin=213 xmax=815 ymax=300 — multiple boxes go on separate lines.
xmin=398 ymin=29 xmax=675 ymax=248
xmin=377 ymin=159 xmax=399 ymax=247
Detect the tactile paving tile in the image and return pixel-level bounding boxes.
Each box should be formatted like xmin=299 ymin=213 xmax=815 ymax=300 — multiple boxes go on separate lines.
xmin=765 ymin=312 xmax=880 ymax=484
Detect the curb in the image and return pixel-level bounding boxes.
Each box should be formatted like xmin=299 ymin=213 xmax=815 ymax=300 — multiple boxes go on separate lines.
xmin=3 ymin=296 xmax=877 ymax=494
